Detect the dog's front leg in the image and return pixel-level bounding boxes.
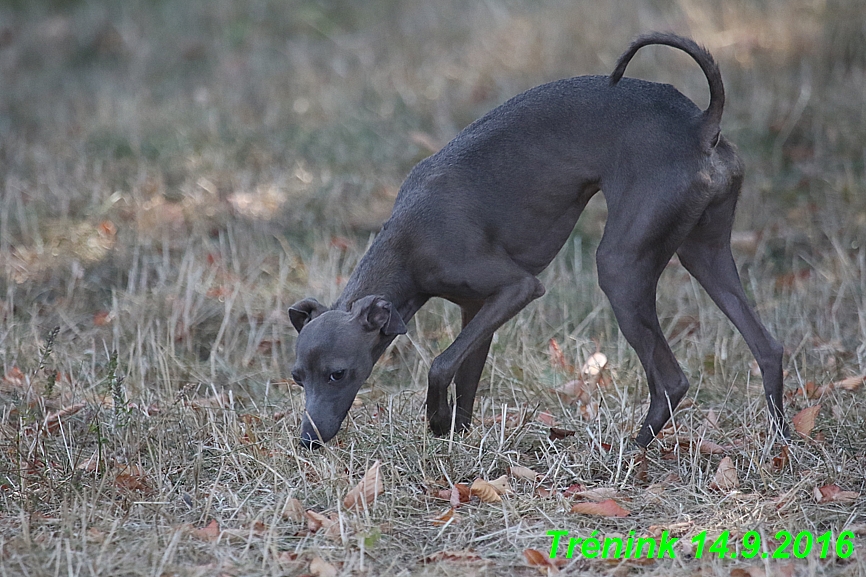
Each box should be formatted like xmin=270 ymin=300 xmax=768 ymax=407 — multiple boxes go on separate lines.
xmin=426 ymin=275 xmax=545 ymax=436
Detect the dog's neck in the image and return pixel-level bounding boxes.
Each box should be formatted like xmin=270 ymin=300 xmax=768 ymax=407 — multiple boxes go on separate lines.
xmin=334 ymin=230 xmax=422 ymax=322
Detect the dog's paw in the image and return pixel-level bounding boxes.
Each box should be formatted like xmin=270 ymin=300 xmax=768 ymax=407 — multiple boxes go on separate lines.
xmin=427 ymin=405 xmax=454 ymax=437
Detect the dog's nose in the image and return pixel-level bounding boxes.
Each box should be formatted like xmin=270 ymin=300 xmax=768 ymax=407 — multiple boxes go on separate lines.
xmin=300 ymin=430 xmax=323 ymax=449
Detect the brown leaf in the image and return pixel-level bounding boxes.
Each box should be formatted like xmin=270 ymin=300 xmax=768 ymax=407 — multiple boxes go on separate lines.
xmin=431 ymin=507 xmax=456 ymax=526
xmin=548 ymin=427 xmax=576 ymax=441
xmin=305 ymin=510 xmax=341 ymax=540
xmin=523 ymin=548 xmax=549 ymax=566
xmin=772 ymin=445 xmax=790 ymax=471
xmin=44 ymin=402 xmax=86 ymax=433
xmin=536 ymin=485 xmax=555 ymax=498
xmin=93 ymin=310 xmax=112 ymax=326
xmin=792 ymin=404 xmax=821 ymax=437
xmin=523 ymin=548 xmax=561 ymax=572
xmin=115 ymin=473 xmax=149 ymax=493
xmin=343 ymin=460 xmax=384 ymax=510
xmin=710 ymin=456 xmax=739 ymax=491
xmin=570 ymin=498 xmax=630 ymax=517
xmin=470 ymin=478 xmax=502 ymax=503
xmin=76 ymin=452 xmax=100 ymax=472
xmin=309 ymin=556 xmax=338 ymax=577
xmin=647 ymin=521 xmax=693 ymax=538
xmin=250 ymin=520 xmax=267 ymax=536
xmin=443 ymin=482 xmax=471 ymax=507
xmin=581 ymin=352 xmax=608 ymax=378
xmin=423 ymin=549 xmax=484 ymax=563
xmin=548 ymin=338 xmax=572 ymax=373
xmin=554 ymin=379 xmax=590 ymax=404
xmin=487 ymin=475 xmax=513 ymax=496
xmin=508 ymin=466 xmax=540 ymax=482
xmin=571 ymin=487 xmax=619 ymax=502
xmin=305 ymin=510 xmax=325 ymax=531
xmin=833 ymin=374 xmax=864 ymax=391
xmin=282 ymin=497 xmax=305 ymax=522
xmin=191 ymin=519 xmax=220 ymax=541
xmin=813 ymin=484 xmax=860 ymax=503
xmin=536 ymin=411 xmax=559 ymax=427
xmin=563 ymin=483 xmax=587 ymax=498
xmin=2 ymin=366 xmax=26 ymax=389
xmin=449 ymin=484 xmax=462 ymax=509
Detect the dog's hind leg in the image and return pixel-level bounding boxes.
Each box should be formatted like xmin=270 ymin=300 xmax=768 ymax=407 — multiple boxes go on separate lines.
xmin=596 ymin=183 xmax=699 ymax=447
xmin=676 ymin=197 xmax=788 ymax=440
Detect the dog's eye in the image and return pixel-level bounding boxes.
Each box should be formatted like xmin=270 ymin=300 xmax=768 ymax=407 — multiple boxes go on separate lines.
xmin=328 ymin=370 xmax=346 ymax=382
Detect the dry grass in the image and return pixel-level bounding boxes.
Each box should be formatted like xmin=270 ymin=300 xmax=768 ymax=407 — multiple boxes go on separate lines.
xmin=1 ymin=0 xmax=865 ymax=575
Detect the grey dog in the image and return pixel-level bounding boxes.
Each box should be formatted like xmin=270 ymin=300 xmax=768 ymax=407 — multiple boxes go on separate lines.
xmin=288 ymin=32 xmax=787 ymax=448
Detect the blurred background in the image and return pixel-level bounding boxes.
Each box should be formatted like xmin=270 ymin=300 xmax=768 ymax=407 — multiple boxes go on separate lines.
xmin=1 ymin=0 xmax=864 ymax=395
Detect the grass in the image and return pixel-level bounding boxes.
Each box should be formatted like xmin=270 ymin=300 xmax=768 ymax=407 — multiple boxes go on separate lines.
xmin=0 ymin=0 xmax=865 ymax=575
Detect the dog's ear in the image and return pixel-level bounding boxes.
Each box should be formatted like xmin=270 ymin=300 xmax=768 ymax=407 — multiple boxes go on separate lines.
xmin=352 ymin=296 xmax=407 ymax=336
xmin=288 ymin=298 xmax=328 ymax=333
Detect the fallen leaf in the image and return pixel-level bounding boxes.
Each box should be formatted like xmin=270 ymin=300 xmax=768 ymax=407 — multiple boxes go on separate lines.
xmin=524 ymin=548 xmax=561 ymax=573
xmin=309 ymin=556 xmax=338 ymax=577
xmin=282 ymin=497 xmax=305 ymax=522
xmin=792 ymin=404 xmax=821 ymax=437
xmin=813 ymin=484 xmax=860 ymax=503
xmin=548 ymin=338 xmax=572 ymax=373
xmin=248 ymin=520 xmax=267 ymax=536
xmin=275 ymin=551 xmax=300 ymax=565
xmin=576 ymin=401 xmax=599 ymax=420
xmin=548 ymin=427 xmax=576 ymax=441
xmin=563 ymin=483 xmax=587 ymax=498
xmin=442 ymin=483 xmax=470 ymax=507
xmin=508 ymin=466 xmax=539 ymax=482
xmin=115 ymin=473 xmax=149 ymax=493
xmin=76 ymin=452 xmax=100 ymax=472
xmin=93 ymin=310 xmax=112 ymax=326
xmin=343 ymin=460 xmax=384 ymax=510
xmin=772 ymin=446 xmax=790 ymax=471
xmin=486 ymin=475 xmax=513 ymax=496
xmin=305 ymin=510 xmax=340 ymax=540
xmin=423 ymin=549 xmax=484 ymax=563
xmin=191 ymin=519 xmax=220 ymax=541
xmin=710 ymin=456 xmax=739 ymax=491
xmin=431 ymin=507 xmax=456 ymax=526
xmin=647 ymin=521 xmax=693 ymax=538
xmin=833 ymin=374 xmax=864 ymax=391
xmin=44 ymin=402 xmax=86 ymax=433
xmin=1 ymin=366 xmax=26 ymax=389
xmin=537 ymin=411 xmax=559 ymax=426
xmin=570 ymin=498 xmax=630 ymax=517
xmin=536 ymin=485 xmax=555 ymax=498
xmin=523 ymin=548 xmax=549 ymax=566
xmin=572 ymin=487 xmax=619 ymax=502
xmin=581 ymin=352 xmax=608 ymax=377
xmin=555 ymin=379 xmax=590 ymax=404
xmin=470 ymin=478 xmax=502 ymax=503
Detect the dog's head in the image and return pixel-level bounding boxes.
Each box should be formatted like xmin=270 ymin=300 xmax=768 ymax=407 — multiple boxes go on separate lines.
xmin=288 ymin=295 xmax=406 ymax=447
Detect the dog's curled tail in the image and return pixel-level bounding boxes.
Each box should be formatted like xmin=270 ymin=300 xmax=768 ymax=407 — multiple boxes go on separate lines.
xmin=610 ymin=32 xmax=724 ymax=150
